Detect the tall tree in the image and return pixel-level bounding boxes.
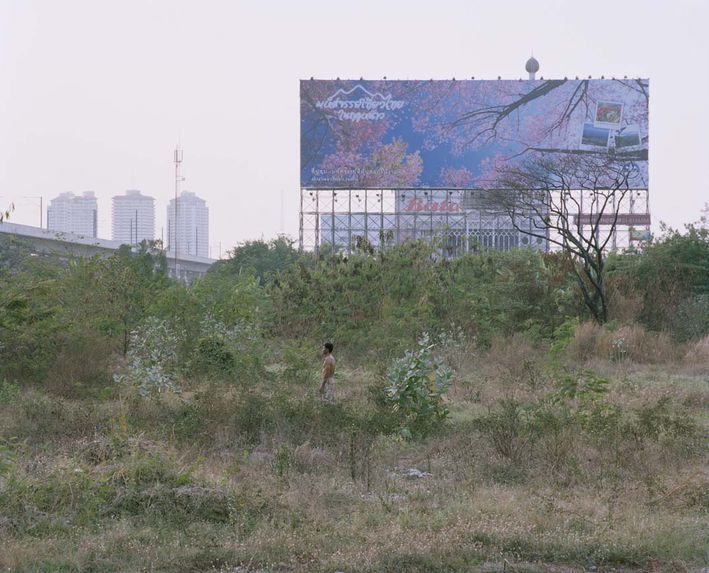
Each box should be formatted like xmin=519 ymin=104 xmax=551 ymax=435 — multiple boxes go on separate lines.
xmin=487 ymin=153 xmax=638 ymax=323
xmin=215 ymin=236 xmax=311 ymax=284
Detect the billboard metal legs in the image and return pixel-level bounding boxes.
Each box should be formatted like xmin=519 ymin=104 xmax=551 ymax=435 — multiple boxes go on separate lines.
xmin=299 ymin=189 xmax=650 ymax=255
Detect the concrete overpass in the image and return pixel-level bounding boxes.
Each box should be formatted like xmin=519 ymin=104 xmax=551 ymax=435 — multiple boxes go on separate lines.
xmin=0 ymin=222 xmax=216 ymax=283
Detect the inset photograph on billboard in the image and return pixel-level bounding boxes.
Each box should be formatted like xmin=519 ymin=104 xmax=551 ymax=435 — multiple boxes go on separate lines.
xmin=614 ymin=125 xmax=642 ymax=148
xmin=594 ymin=101 xmax=624 ymax=129
xmin=581 ymin=123 xmax=611 ymax=148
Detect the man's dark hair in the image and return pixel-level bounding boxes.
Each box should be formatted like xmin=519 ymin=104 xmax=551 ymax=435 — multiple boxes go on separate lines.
xmin=323 ymin=342 xmax=334 ymax=353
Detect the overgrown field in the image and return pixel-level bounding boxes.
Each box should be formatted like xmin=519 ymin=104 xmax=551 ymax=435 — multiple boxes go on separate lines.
xmin=1 ymin=230 xmax=708 ymax=572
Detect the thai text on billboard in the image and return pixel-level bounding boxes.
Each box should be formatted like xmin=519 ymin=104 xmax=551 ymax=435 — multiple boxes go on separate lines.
xmin=301 ymin=79 xmax=649 ymax=190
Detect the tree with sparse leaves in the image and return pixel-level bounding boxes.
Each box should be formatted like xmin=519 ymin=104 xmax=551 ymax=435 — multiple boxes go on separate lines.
xmin=487 ymin=153 xmax=637 ymax=324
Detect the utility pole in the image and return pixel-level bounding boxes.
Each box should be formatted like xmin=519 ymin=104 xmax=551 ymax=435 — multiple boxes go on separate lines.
xmin=174 ymin=146 xmax=184 ymax=278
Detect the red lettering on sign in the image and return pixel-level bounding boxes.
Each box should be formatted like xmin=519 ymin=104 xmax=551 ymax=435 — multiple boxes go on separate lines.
xmin=404 ymin=198 xmax=460 ymax=213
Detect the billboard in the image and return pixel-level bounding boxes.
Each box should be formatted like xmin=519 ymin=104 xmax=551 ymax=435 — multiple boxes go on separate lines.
xmin=301 ymin=79 xmax=649 ymax=190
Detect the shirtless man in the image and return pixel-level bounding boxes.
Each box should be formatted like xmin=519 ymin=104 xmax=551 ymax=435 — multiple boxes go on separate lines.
xmin=319 ymin=342 xmax=336 ymax=403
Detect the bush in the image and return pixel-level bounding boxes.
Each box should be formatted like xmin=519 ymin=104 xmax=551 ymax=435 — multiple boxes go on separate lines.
xmin=631 ymin=398 xmax=701 ymax=453
xmin=189 ymin=315 xmax=267 ymax=384
xmin=611 ymin=224 xmax=709 ymax=339
xmin=280 ymin=342 xmax=315 ymax=385
xmin=384 ymin=334 xmax=452 ymax=439
xmin=475 ymin=398 xmax=534 ymax=465
xmin=115 ymin=317 xmax=183 ymax=396
xmin=0 ymin=378 xmax=20 ymax=404
xmin=671 ymin=294 xmax=709 ymax=342
xmin=566 ymin=321 xmax=601 ymax=361
xmin=43 ymin=330 xmax=115 ymax=397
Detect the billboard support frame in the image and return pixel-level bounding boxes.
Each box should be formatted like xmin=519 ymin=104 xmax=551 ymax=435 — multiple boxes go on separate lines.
xmin=299 ymin=188 xmax=650 ymax=256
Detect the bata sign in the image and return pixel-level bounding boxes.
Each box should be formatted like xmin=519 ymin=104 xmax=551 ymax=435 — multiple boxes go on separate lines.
xmin=315 ymin=85 xmax=406 ymax=122
xmin=403 ymin=197 xmax=460 ymax=213
xmin=400 ymin=191 xmax=461 ymax=213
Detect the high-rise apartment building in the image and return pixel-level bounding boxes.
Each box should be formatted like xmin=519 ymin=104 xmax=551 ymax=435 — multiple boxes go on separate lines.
xmin=112 ymin=190 xmax=155 ymax=245
xmin=167 ymin=190 xmax=209 ymax=258
xmin=47 ymin=191 xmax=98 ymax=238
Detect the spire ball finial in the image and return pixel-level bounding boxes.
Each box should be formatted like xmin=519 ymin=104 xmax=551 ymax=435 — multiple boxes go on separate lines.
xmin=525 ymin=56 xmax=540 ymax=74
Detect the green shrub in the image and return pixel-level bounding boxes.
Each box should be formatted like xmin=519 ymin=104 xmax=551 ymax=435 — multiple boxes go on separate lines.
xmin=475 ymin=398 xmax=534 ymax=464
xmin=115 ymin=317 xmax=183 ymax=396
xmin=280 ymin=342 xmax=314 ymax=385
xmin=552 ymin=369 xmax=611 ymax=404
xmin=0 ymin=378 xmax=20 ymax=404
xmin=611 ymin=224 xmax=709 ymax=339
xmin=188 ymin=315 xmax=268 ymax=385
xmin=384 ymin=334 xmax=452 ymax=439
xmin=630 ymin=398 xmax=702 ymax=455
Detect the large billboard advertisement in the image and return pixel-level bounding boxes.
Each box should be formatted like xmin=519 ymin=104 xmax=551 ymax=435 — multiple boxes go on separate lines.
xmin=301 ymin=79 xmax=649 ymax=190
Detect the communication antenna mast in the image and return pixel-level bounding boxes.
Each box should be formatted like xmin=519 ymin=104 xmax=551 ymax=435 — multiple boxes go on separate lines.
xmin=174 ymin=146 xmax=184 ymax=278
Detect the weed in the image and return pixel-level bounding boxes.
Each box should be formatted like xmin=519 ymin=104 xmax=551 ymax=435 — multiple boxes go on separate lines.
xmin=0 ymin=378 xmax=20 ymax=404
xmin=475 ymin=399 xmax=534 ymax=465
xmin=385 ymin=334 xmax=452 ymax=439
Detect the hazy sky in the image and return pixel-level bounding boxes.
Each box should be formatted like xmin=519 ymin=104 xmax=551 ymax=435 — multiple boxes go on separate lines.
xmin=1 ymin=0 xmax=707 ymax=256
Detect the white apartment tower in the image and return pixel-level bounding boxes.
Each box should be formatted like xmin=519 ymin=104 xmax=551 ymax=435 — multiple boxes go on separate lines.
xmin=112 ymin=190 xmax=155 ymax=245
xmin=47 ymin=191 xmax=98 ymax=238
xmin=167 ymin=190 xmax=209 ymax=258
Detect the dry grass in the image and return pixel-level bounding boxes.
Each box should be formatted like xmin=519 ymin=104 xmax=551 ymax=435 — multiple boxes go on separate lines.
xmin=1 ymin=341 xmax=708 ymax=573
xmin=607 ymin=289 xmax=644 ymax=324
xmin=568 ymin=321 xmax=679 ymax=364
xmin=682 ymin=335 xmax=709 ymax=375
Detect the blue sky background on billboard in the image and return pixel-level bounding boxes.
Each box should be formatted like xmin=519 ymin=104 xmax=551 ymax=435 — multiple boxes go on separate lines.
xmin=0 ymin=0 xmax=706 ymax=251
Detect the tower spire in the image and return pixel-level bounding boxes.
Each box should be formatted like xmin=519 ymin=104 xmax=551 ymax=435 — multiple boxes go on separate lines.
xmin=525 ymin=53 xmax=540 ymax=80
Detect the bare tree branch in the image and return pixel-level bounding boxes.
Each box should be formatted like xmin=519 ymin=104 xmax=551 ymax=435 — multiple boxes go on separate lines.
xmin=488 ymin=154 xmax=637 ymax=322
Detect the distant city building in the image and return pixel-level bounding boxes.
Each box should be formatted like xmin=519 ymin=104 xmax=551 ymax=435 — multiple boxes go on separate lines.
xmin=112 ymin=190 xmax=155 ymax=245
xmin=47 ymin=191 xmax=98 ymax=238
xmin=167 ymin=190 xmax=208 ymax=258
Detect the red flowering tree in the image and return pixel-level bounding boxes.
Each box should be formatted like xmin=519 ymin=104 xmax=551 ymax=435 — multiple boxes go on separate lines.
xmin=320 ymin=139 xmax=422 ymax=188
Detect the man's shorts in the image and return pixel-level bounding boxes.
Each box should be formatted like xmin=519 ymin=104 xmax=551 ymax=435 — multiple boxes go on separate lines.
xmin=323 ymin=377 xmax=335 ymax=403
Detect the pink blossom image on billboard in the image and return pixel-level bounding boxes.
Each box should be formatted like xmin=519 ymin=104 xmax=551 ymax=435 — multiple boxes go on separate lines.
xmin=300 ymin=79 xmax=649 ymax=190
